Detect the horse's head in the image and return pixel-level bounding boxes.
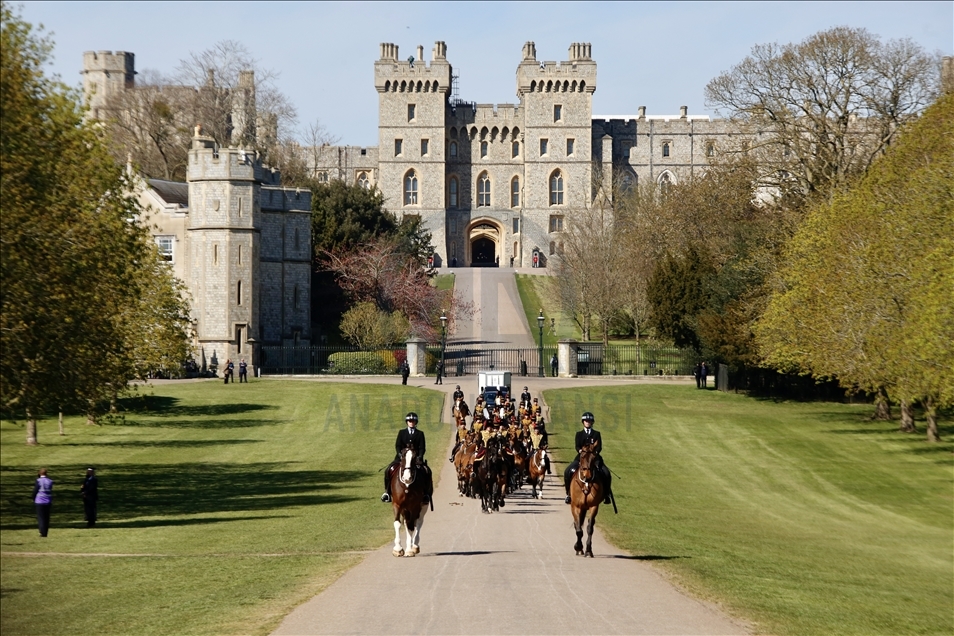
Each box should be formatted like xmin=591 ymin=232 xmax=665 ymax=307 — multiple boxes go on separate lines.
xmin=578 ymin=442 xmax=600 ymax=483
xmin=400 ymin=443 xmax=419 ymax=482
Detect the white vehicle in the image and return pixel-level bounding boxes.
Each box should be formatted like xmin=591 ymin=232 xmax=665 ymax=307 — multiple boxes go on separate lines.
xmin=478 ymin=370 xmax=511 ymax=402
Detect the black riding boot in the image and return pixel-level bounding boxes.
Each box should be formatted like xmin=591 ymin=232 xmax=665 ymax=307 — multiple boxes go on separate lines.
xmin=601 ymin=465 xmax=613 ymax=504
xmin=381 ymin=463 xmax=396 ymax=502
xmin=563 ymin=466 xmax=575 ymax=504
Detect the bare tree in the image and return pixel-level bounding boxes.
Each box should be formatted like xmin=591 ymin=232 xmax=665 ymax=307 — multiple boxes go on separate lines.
xmin=705 ymin=27 xmax=940 ymax=200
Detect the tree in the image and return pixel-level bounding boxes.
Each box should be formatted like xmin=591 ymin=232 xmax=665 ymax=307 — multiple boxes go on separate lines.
xmin=755 ymin=93 xmax=954 ymax=438
xmin=706 ymin=27 xmax=940 ymax=201
xmin=645 ymin=246 xmax=715 ymax=351
xmin=1 ymin=5 xmax=191 ymax=442
xmin=311 ymin=180 xmax=396 ymax=257
xmin=339 ymin=302 xmax=410 ymax=350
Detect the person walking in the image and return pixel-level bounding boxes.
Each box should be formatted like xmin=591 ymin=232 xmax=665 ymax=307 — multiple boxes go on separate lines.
xmin=701 ymin=361 xmax=709 ymax=388
xmin=694 ymin=362 xmax=702 ymax=389
xmin=550 ymin=353 xmax=559 ymax=377
xmin=238 ymin=358 xmax=248 ymax=383
xmin=80 ymin=467 xmax=98 ymax=527
xmin=400 ymin=360 xmax=410 ymax=385
xmin=33 ymin=468 xmax=53 ymax=537
xmin=434 ymin=360 xmax=444 ymax=385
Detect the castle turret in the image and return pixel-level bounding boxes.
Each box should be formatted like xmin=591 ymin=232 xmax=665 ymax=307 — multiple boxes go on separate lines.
xmin=81 ymin=50 xmax=136 ymax=119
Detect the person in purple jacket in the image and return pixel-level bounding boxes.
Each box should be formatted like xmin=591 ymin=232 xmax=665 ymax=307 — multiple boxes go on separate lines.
xmin=33 ymin=468 xmax=53 ymax=537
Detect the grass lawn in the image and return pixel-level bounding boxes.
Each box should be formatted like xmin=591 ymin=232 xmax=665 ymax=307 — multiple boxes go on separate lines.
xmin=0 ymin=379 xmax=451 ymax=636
xmin=433 ymin=272 xmax=455 ymax=291
xmin=514 ymin=273 xmax=580 ymax=346
xmin=544 ymin=384 xmax=954 ymax=636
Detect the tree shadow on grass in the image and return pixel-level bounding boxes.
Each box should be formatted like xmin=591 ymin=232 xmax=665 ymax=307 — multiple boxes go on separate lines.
xmin=58 ymin=440 xmax=262 ymax=449
xmin=0 ymin=514 xmax=293 ymax=531
xmin=121 ymin=394 xmax=278 ymax=418
xmin=827 ymin=423 xmax=954 ymax=459
xmin=125 ymin=418 xmax=285 ymax=429
xmin=0 ymin=462 xmax=371 ymax=530
xmin=598 ymin=554 xmax=688 ymax=561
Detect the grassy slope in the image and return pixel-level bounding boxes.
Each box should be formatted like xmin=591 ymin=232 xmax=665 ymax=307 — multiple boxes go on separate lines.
xmin=434 ymin=273 xmax=455 ymax=291
xmin=0 ymin=380 xmax=451 ymax=636
xmin=514 ymin=273 xmax=581 ymax=346
xmin=544 ymin=384 xmax=953 ymax=635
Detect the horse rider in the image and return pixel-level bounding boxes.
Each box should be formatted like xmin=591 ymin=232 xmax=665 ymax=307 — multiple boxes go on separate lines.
xmin=530 ymin=417 xmax=552 ymax=474
xmin=381 ymin=412 xmax=434 ymax=505
xmin=453 ymin=385 xmax=464 ymax=402
xmin=531 ymin=397 xmax=542 ymax=418
xmin=563 ymin=412 xmax=612 ymax=505
xmin=520 ymin=386 xmax=531 ymax=409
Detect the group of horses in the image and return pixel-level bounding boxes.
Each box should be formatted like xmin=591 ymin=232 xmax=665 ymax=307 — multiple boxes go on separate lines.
xmin=388 ymin=394 xmax=610 ymax=558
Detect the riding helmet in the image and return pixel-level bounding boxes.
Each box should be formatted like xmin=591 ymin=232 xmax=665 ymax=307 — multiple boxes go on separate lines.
xmin=405 ymin=412 xmax=419 ymax=422
xmin=581 ymin=411 xmax=595 ymax=422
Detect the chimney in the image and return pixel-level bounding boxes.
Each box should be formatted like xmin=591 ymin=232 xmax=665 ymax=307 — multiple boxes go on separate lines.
xmin=417 ymin=45 xmax=424 ymax=64
xmin=637 ymin=106 xmax=646 ymax=119
xmin=942 ymin=56 xmax=953 ymax=95
xmin=680 ymin=105 xmax=688 ymax=119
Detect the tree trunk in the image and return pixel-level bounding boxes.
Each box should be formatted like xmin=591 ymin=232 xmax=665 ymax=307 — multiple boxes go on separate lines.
xmin=871 ymin=388 xmax=892 ymax=420
xmin=925 ymin=397 xmax=940 ymax=443
xmin=899 ymin=400 xmax=916 ymax=433
xmin=58 ymin=411 xmax=65 ymax=436
xmin=26 ymin=408 xmax=37 ymax=446
xmin=87 ymin=401 xmax=98 ymax=426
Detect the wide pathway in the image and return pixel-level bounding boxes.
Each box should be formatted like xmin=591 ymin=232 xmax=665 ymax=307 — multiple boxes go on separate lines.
xmin=272 ymin=373 xmax=746 ymax=636
xmin=446 ymin=267 xmax=537 ymax=349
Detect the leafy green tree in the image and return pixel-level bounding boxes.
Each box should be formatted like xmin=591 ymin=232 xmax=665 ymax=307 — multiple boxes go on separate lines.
xmin=311 ymin=180 xmax=396 ymax=256
xmin=646 ymin=246 xmax=715 ymax=351
xmin=1 ymin=5 xmax=190 ymax=442
xmin=339 ymin=301 xmax=410 ymax=350
xmin=756 ymin=93 xmax=953 ymax=438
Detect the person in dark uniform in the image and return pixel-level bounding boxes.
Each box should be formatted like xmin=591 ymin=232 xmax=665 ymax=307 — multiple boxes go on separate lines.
xmin=563 ymin=412 xmax=612 ymax=505
xmin=435 ymin=360 xmax=444 ymax=385
xmin=381 ymin=413 xmax=433 ymax=504
xmin=452 ymin=385 xmax=464 ymax=402
xmin=400 ymin=360 xmax=410 ymax=385
xmin=238 ymin=358 xmax=248 ymax=383
xmin=520 ymin=386 xmax=531 ymax=408
xmin=80 ymin=467 xmax=98 ymax=527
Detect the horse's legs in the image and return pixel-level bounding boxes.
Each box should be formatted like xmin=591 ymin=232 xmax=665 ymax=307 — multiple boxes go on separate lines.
xmin=573 ymin=507 xmax=585 ymax=555
xmin=409 ymin=514 xmax=424 ymax=555
xmin=585 ymin=507 xmax=598 ymax=557
xmin=392 ymin=518 xmax=404 ymax=557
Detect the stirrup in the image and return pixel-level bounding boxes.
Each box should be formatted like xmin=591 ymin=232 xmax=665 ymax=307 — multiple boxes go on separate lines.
xmin=604 ymin=495 xmax=612 ymax=504
xmin=380 ymin=493 xmax=391 ymax=503
xmin=422 ymin=495 xmax=431 ymax=504
xmin=564 ymin=495 xmax=571 ymax=504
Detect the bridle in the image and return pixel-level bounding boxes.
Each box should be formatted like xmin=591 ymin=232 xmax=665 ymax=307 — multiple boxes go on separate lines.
xmin=400 ymin=448 xmax=417 ymax=486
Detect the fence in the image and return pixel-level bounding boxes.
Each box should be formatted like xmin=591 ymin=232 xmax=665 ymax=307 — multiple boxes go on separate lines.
xmin=436 ymin=345 xmax=560 ymax=377
xmin=575 ymin=343 xmax=696 ymax=376
xmin=259 ymin=345 xmax=406 ymax=375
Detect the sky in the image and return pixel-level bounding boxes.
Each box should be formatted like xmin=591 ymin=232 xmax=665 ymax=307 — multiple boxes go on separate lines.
xmin=19 ymin=1 xmax=954 ymax=147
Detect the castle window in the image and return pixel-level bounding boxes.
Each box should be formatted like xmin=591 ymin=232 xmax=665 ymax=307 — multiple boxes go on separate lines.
xmin=549 ymin=215 xmax=564 ymax=233
xmin=395 ymin=139 xmax=403 ymax=157
xmin=237 ymin=280 xmax=243 ymax=306
xmin=294 ymin=228 xmax=300 ymax=250
xmin=511 ymin=176 xmax=520 ymax=208
xmin=566 ymin=138 xmax=575 ymax=156
xmin=404 ymin=170 xmax=418 ymax=205
xmin=549 ymin=241 xmax=556 ymax=255
xmin=213 ymin=244 xmax=218 ymax=265
xmin=705 ymin=142 xmax=715 ymax=157
xmin=294 ymin=285 xmax=300 ymax=310
xmin=236 ymin=325 xmax=243 ymax=354
xmin=512 ymin=141 xmax=519 ymax=158
xmin=155 ymin=236 xmax=174 ymax=262
xmin=662 ymin=142 xmax=670 ymax=158
xmin=421 ymin=138 xmax=429 ymax=156
xmin=513 ymin=217 xmax=520 ymax=234
xmin=408 ymin=104 xmax=416 ymax=122
xmin=554 ymin=104 xmax=562 ymax=122
xmin=317 ymin=171 xmax=329 ymax=183
xmin=540 ymin=138 xmax=548 ymax=156
xmin=480 ymin=141 xmax=488 ymax=158
xmin=238 ymin=244 xmax=243 ymax=265
xmin=449 ymin=176 xmax=459 ymax=208
xmin=549 ymin=170 xmax=564 ymax=205
xmin=450 ymin=141 xmax=458 ymax=157
xmin=659 ymin=171 xmax=674 ymax=195
xmin=477 ymin=172 xmax=491 ymax=207
xmin=622 ymin=140 xmax=633 ymax=157
xmin=357 ymin=172 xmax=370 ymax=189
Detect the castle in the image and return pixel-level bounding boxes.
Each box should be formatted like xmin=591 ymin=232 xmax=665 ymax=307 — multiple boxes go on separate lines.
xmin=310 ymin=41 xmax=733 ymax=268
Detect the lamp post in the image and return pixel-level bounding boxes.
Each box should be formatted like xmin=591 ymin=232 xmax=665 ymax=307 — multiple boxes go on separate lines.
xmin=537 ymin=309 xmax=545 ymax=377
xmin=439 ymin=312 xmax=448 ymax=373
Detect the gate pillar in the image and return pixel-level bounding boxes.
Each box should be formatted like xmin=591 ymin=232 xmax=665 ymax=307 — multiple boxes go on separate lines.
xmin=406 ymin=338 xmax=427 ymax=377
xmin=558 ymin=339 xmax=578 ymax=378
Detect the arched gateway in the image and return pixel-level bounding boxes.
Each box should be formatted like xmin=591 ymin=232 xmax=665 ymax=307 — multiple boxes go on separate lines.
xmin=466 ymin=219 xmax=502 ymax=267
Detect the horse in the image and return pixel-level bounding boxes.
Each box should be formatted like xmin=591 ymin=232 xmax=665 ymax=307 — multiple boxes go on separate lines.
xmin=569 ymin=441 xmax=604 ymax=557
xmin=390 ymin=443 xmax=428 ymax=557
xmin=454 ymin=433 xmax=478 ymax=497
xmin=527 ymin=448 xmax=548 ymax=499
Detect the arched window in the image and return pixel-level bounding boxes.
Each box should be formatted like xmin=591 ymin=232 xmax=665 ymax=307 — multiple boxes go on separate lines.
xmin=480 ymin=141 xmax=488 ymax=158
xmin=448 ymin=176 xmax=459 ymax=208
xmin=549 ymin=171 xmax=564 ymax=205
xmin=477 ymin=172 xmax=491 ymax=207
xmin=404 ymin=170 xmax=418 ymax=205
xmin=511 ymin=176 xmax=520 ymax=208
xmin=549 ymin=241 xmax=556 ymax=256
xmin=512 ymin=141 xmax=519 ymax=158
xmin=356 ymin=171 xmax=370 ymax=189
xmin=449 ymin=141 xmax=458 ymax=157
xmin=659 ymin=171 xmax=674 ymax=196
xmin=662 ymin=142 xmax=670 ymax=158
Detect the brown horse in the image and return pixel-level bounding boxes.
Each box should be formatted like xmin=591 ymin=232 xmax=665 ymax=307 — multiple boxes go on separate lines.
xmin=527 ymin=448 xmax=548 ymax=499
xmin=390 ymin=444 xmax=428 ymax=557
xmin=569 ymin=441 xmax=603 ymax=557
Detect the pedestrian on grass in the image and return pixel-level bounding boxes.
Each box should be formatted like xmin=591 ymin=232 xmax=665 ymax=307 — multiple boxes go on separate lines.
xmin=238 ymin=358 xmax=248 ymax=383
xmin=694 ymin=362 xmax=702 ymax=389
xmin=80 ymin=467 xmax=98 ymax=527
xmin=701 ymin=362 xmax=709 ymax=388
xmin=33 ymin=468 xmax=53 ymax=537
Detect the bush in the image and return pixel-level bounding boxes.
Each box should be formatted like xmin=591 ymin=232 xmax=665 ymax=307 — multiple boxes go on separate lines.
xmin=325 ymin=352 xmax=388 ymax=374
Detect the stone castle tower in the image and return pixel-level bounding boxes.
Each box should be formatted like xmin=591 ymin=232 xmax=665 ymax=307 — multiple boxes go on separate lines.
xmin=81 ymin=50 xmax=136 ymax=120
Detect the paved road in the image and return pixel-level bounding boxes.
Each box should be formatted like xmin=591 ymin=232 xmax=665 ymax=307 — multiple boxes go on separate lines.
xmin=446 ymin=267 xmax=537 ymax=349
xmin=271 ymin=377 xmax=745 ymax=636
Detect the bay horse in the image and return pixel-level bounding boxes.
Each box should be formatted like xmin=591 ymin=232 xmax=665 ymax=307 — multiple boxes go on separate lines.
xmin=527 ymin=448 xmax=547 ymax=499
xmin=390 ymin=444 xmax=428 ymax=557
xmin=569 ymin=441 xmax=604 ymax=557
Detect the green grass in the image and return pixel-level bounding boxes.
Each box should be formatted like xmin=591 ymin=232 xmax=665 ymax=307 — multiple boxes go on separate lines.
xmin=434 ymin=272 xmax=455 ymax=291
xmin=544 ymin=384 xmax=954 ymax=636
xmin=1 ymin=380 xmax=451 ymax=635
xmin=514 ymin=273 xmax=581 ymax=345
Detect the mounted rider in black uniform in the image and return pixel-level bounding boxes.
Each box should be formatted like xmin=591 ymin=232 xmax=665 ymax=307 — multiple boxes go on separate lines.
xmin=453 ymin=385 xmax=464 ymax=402
xmin=564 ymin=412 xmax=613 ymax=505
xmin=381 ymin=412 xmax=434 ymax=504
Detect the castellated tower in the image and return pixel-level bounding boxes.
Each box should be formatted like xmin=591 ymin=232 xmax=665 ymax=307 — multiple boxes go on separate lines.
xmin=81 ymin=50 xmax=136 ymax=119
xmin=184 ymin=131 xmax=313 ymax=369
xmin=376 ymin=41 xmax=453 ymax=264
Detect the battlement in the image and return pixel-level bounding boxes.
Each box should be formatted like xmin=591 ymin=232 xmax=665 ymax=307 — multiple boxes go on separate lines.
xmin=516 ymin=41 xmax=596 ymax=97
xmin=82 ymin=50 xmax=136 ymax=75
xmin=473 ymin=103 xmax=521 ymax=121
xmin=187 ymin=131 xmax=266 ymax=183
xmin=375 ymin=41 xmax=452 ymax=94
